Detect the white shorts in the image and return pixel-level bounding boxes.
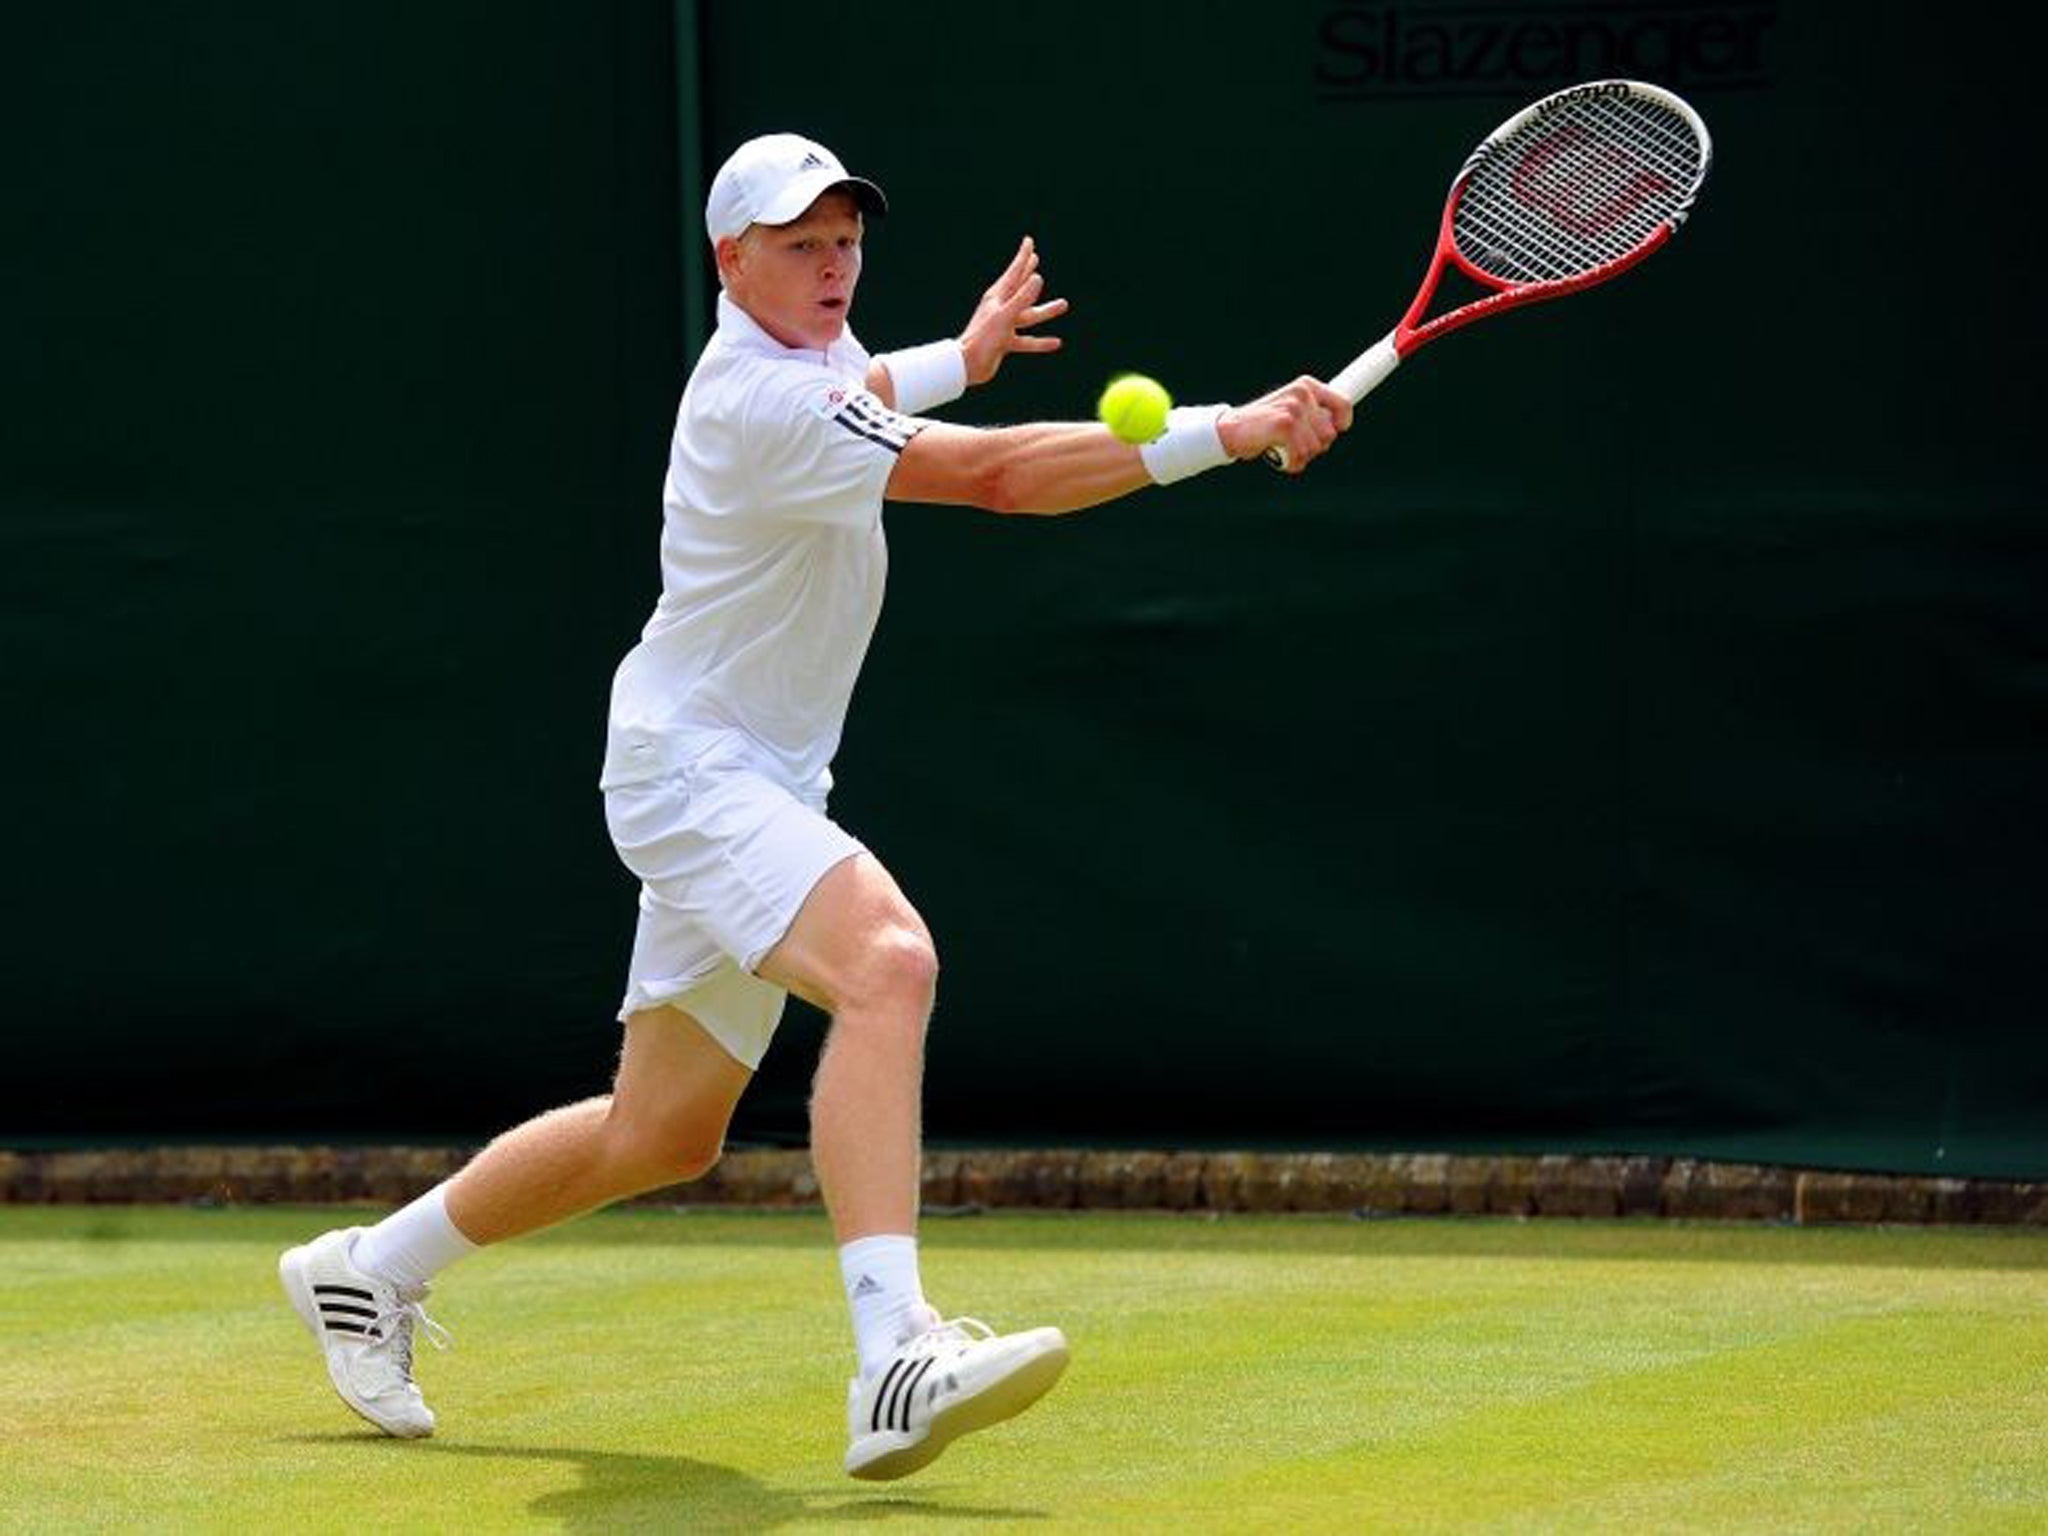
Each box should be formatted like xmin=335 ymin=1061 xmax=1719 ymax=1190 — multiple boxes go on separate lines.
xmin=603 ymin=761 xmax=864 ymax=1070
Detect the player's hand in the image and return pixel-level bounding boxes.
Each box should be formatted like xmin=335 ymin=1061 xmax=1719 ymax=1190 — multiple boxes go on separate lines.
xmin=1216 ymin=377 xmax=1354 ymax=473
xmin=959 ymin=236 xmax=1067 ymax=387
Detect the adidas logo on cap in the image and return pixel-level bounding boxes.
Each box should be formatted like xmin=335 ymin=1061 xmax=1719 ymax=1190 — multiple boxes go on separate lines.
xmin=799 ymin=151 xmax=826 ymax=170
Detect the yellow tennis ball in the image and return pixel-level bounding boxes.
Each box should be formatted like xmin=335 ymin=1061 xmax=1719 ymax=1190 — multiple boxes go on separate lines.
xmin=1097 ymin=373 xmax=1172 ymax=444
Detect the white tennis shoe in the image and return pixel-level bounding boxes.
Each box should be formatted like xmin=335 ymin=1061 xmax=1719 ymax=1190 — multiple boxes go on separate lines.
xmin=279 ymin=1227 xmax=450 ymax=1438
xmin=845 ymin=1316 xmax=1069 ymax=1480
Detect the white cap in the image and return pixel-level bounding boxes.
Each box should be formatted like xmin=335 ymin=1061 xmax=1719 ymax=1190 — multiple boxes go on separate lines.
xmin=704 ymin=133 xmax=888 ymax=245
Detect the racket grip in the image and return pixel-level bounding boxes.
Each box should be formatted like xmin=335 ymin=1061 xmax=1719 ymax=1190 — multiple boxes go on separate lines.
xmin=1264 ymin=335 xmax=1401 ymax=472
xmin=1331 ymin=337 xmax=1401 ymax=403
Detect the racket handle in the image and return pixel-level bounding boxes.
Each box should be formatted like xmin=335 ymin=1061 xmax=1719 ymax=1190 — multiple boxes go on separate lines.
xmin=1331 ymin=336 xmax=1402 ymax=402
xmin=1264 ymin=335 xmax=1401 ymax=472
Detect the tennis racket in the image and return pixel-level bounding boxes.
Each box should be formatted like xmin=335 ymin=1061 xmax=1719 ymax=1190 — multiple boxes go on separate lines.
xmin=1269 ymin=78 xmax=1711 ymax=469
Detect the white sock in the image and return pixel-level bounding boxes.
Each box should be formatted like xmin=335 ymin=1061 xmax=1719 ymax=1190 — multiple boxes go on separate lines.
xmin=840 ymin=1233 xmax=938 ymax=1377
xmin=350 ymin=1183 xmax=480 ymax=1293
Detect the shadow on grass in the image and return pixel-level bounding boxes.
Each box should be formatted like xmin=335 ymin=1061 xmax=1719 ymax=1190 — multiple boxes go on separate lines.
xmin=280 ymin=1434 xmax=1047 ymax=1531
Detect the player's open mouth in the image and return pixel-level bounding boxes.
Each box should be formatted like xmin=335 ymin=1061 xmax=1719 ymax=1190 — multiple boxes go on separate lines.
xmin=820 ymin=298 xmax=845 ymax=310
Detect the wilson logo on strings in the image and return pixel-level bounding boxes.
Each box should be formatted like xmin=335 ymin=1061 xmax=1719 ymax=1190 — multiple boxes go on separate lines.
xmin=1316 ymin=3 xmax=1776 ymax=99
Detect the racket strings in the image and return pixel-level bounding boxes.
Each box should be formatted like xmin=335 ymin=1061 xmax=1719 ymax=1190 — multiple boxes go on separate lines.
xmin=1455 ymin=92 xmax=1704 ymax=284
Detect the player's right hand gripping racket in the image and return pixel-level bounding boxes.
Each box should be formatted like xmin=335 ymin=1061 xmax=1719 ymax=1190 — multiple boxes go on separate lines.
xmin=1269 ymin=78 xmax=1711 ymax=469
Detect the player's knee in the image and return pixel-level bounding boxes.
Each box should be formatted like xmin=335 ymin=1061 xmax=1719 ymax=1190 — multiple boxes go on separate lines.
xmin=825 ymin=924 xmax=937 ymax=1038
xmin=606 ymin=1114 xmax=724 ymax=1189
xmin=634 ymin=1133 xmax=724 ymax=1189
xmin=658 ymin=1134 xmax=724 ymax=1185
xmin=863 ymin=925 xmax=938 ymax=1014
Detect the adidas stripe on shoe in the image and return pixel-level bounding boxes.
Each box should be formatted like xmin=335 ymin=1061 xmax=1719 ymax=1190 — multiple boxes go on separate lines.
xmin=279 ymin=1227 xmax=450 ymax=1438
xmin=845 ymin=1316 xmax=1069 ymax=1480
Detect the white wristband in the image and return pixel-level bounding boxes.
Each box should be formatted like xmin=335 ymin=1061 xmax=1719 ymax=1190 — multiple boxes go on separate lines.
xmin=1138 ymin=405 xmax=1232 ymax=485
xmin=876 ymin=339 xmax=967 ymax=415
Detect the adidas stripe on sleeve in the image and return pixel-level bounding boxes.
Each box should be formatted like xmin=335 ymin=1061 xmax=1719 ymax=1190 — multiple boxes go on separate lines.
xmin=814 ymin=386 xmax=922 ymax=455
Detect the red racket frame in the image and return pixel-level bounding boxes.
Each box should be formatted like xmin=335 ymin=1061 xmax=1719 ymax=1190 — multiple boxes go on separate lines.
xmin=1391 ymin=172 xmax=1678 ymax=359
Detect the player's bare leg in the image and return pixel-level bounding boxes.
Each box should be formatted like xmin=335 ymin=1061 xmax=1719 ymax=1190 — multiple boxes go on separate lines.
xmin=758 ymin=852 xmax=1068 ymax=1479
xmin=281 ymin=1007 xmax=749 ymax=1437
xmin=759 ymin=853 xmax=935 ymax=1242
xmin=444 ymin=1007 xmax=752 ymax=1243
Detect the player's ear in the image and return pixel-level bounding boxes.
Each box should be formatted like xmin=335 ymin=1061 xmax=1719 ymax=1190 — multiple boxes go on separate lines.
xmin=714 ymin=232 xmax=747 ymax=288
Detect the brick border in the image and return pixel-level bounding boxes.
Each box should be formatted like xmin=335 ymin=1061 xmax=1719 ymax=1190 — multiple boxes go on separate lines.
xmin=2 ymin=1146 xmax=2045 ymax=1225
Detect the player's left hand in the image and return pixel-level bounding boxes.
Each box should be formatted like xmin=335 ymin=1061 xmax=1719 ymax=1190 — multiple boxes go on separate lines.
xmin=959 ymin=236 xmax=1067 ymax=387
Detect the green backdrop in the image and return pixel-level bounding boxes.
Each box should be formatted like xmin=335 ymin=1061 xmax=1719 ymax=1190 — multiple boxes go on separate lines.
xmin=6 ymin=2 xmax=2043 ymax=1177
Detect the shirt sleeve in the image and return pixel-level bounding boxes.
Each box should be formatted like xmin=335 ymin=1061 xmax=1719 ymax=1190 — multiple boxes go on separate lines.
xmin=739 ymin=364 xmax=932 ymax=528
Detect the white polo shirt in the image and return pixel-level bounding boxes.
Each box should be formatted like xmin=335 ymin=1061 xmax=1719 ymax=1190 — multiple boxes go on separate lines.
xmin=601 ymin=293 xmax=931 ymax=793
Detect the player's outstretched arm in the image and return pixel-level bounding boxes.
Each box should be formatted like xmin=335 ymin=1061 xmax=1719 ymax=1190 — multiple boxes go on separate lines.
xmin=886 ymin=377 xmax=1353 ymax=515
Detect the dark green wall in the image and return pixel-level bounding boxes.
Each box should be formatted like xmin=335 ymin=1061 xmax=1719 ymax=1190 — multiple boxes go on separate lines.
xmin=7 ymin=4 xmax=683 ymax=1134
xmin=7 ymin=3 xmax=2044 ymax=1176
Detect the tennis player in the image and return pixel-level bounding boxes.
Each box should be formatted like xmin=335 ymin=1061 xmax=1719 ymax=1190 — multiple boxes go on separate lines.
xmin=281 ymin=132 xmax=1351 ymax=1479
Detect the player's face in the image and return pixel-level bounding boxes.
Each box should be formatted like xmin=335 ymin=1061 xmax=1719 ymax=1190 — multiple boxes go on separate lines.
xmin=726 ymin=190 xmax=864 ymax=351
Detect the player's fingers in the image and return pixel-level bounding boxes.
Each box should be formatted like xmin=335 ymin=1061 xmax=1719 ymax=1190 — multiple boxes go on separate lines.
xmin=1000 ymin=272 xmax=1045 ymax=319
xmin=1003 ymin=253 xmax=1040 ymax=303
xmin=1282 ymin=381 xmax=1341 ymax=456
xmin=1279 ymin=419 xmax=1315 ymax=473
xmin=1289 ymin=407 xmax=1331 ymax=469
xmin=990 ymin=236 xmax=1035 ymax=297
xmin=1017 ymin=297 xmax=1068 ymax=327
xmin=1311 ymin=381 xmax=1355 ymax=432
xmin=1009 ymin=334 xmax=1062 ymax=353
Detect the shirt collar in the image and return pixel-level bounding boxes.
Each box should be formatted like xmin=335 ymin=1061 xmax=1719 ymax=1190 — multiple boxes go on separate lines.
xmin=716 ymin=291 xmax=862 ymax=371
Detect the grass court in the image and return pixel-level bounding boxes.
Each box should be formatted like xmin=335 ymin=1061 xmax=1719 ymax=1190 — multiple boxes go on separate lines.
xmin=4 ymin=1206 xmax=2045 ymax=1533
